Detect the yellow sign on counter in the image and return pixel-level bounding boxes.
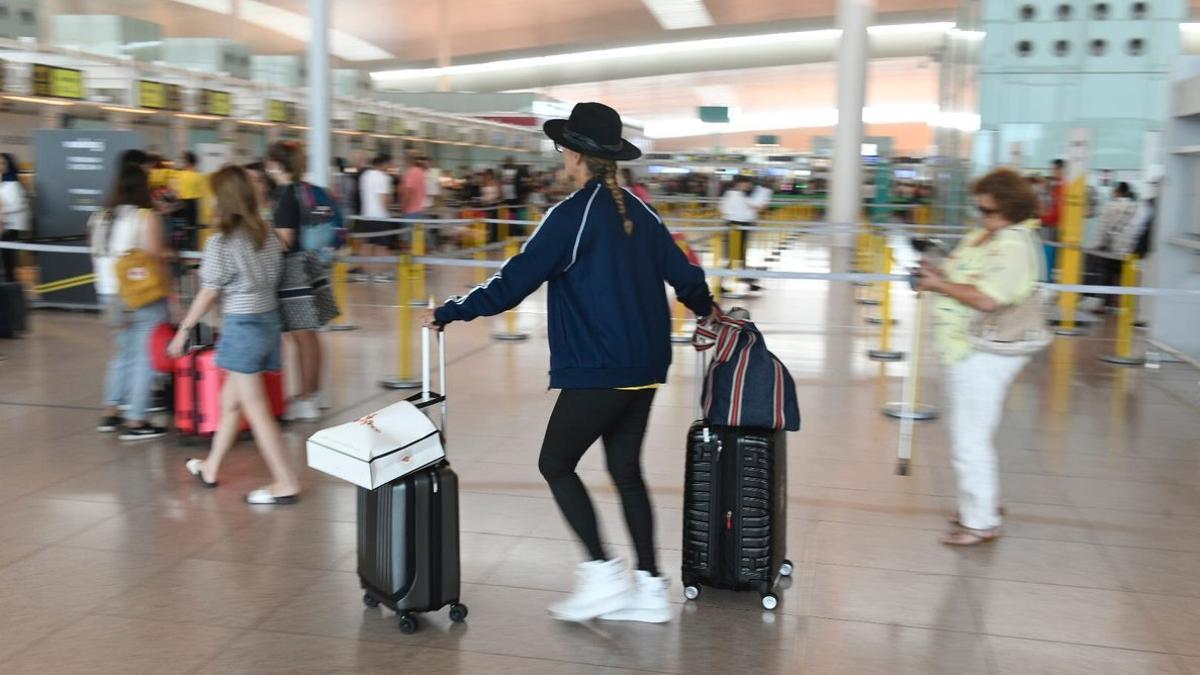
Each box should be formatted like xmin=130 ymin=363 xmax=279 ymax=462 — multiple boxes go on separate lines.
xmin=33 ymin=64 xmax=85 ymax=100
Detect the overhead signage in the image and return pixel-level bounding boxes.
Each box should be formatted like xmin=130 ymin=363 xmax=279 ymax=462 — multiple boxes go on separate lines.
xmin=698 ymin=106 xmax=730 ymax=124
xmin=356 ymin=112 xmax=377 ymax=133
xmin=756 ymin=135 xmax=781 ymax=146
xmin=200 ymin=89 xmax=232 ymax=117
xmin=266 ymin=99 xmax=297 ymax=124
xmin=137 ymin=80 xmax=183 ymax=111
xmin=32 ymin=64 xmax=85 ymax=100
xmin=390 ymin=118 xmax=408 ymax=136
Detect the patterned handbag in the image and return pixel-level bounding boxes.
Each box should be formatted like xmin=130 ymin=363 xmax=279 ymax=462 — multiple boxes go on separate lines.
xmin=278 ymin=250 xmax=339 ymax=332
xmin=692 ymin=308 xmax=801 ymax=431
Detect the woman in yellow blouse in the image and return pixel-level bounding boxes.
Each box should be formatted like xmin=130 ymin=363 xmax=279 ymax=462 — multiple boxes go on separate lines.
xmin=916 ymin=168 xmax=1042 ymax=546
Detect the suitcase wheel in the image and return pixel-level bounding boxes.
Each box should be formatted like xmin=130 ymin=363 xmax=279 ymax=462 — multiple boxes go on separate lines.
xmin=398 ymin=613 xmax=418 ymax=635
xmin=449 ymin=603 xmax=469 ymax=623
xmin=761 ymin=593 xmax=778 ymax=611
xmin=780 ymin=559 xmax=794 ymax=577
xmin=684 ymin=585 xmax=701 ymax=601
xmin=362 ymin=593 xmax=380 ymax=609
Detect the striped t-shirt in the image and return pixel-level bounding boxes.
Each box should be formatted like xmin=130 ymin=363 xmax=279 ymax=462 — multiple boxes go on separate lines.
xmin=200 ymin=230 xmax=283 ymax=314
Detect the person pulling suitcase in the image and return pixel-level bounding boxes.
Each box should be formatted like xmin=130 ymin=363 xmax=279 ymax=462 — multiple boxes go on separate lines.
xmin=426 ymin=102 xmax=714 ymax=624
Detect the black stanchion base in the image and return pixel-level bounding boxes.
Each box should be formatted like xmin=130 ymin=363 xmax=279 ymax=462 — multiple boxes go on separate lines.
xmin=492 ymin=333 xmax=530 ymax=342
xmin=857 ymin=298 xmax=881 ymax=306
xmin=1098 ymin=354 xmax=1146 ymax=367
xmin=868 ymin=350 xmax=905 ymax=362
xmin=380 ymin=378 xmax=421 ymax=390
xmin=882 ymin=403 xmax=939 ymax=421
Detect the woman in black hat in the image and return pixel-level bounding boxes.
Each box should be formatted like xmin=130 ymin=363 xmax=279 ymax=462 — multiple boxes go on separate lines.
xmin=428 ymin=102 xmax=714 ymax=623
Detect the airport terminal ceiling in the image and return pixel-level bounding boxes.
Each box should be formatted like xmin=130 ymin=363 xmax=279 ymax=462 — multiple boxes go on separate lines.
xmin=44 ymin=0 xmax=965 ymax=65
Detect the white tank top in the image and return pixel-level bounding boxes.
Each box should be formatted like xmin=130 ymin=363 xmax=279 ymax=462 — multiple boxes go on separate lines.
xmin=90 ymin=205 xmax=148 ymax=296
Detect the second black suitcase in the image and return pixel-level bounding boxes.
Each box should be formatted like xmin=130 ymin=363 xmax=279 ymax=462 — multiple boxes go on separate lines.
xmin=681 ymin=421 xmax=792 ymax=610
xmin=358 ymin=461 xmax=466 ymax=634
xmin=0 ymin=281 xmax=27 ymax=338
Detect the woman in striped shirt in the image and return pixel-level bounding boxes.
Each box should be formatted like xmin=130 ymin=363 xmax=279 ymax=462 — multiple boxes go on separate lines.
xmin=168 ymin=165 xmax=300 ymax=505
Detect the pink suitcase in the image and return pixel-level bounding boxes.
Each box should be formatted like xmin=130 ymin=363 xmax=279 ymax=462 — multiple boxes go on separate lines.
xmin=174 ymin=347 xmax=285 ymax=440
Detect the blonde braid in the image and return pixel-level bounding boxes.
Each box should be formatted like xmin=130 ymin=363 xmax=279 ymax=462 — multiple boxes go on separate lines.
xmin=587 ymin=156 xmax=633 ymax=235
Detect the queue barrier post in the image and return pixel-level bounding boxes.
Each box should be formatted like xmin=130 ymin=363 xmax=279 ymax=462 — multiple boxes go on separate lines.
xmin=492 ymin=238 xmax=530 ymax=342
xmin=868 ymin=243 xmax=904 ymax=361
xmin=724 ymin=226 xmax=749 ymax=300
xmin=671 ymin=235 xmax=695 ymax=344
xmin=710 ymin=232 xmax=724 ymax=304
xmin=408 ymin=222 xmax=428 ymax=307
xmin=380 ymin=255 xmax=421 ymax=389
xmin=866 ymin=235 xmax=898 ymax=326
xmin=472 ymin=220 xmax=487 ymax=286
xmin=328 ymin=260 xmax=359 ymax=331
xmin=884 ymin=290 xmax=939 ymax=429
xmin=1099 ymin=255 xmax=1146 ymax=366
xmin=857 ymin=231 xmax=882 ymax=306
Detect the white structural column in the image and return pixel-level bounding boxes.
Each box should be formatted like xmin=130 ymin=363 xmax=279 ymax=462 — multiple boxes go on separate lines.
xmin=307 ymin=0 xmax=332 ymax=187
xmin=829 ymin=0 xmax=873 ymax=268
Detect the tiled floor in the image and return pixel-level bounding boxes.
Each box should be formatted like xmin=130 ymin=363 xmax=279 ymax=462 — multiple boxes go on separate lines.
xmin=1 ymin=241 xmax=1199 ymax=674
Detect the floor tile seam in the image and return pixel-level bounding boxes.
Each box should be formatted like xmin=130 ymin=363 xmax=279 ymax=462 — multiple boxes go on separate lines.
xmin=0 ymin=539 xmax=50 ymax=571
xmin=464 ymin=580 xmax=807 ymax=618
xmin=480 ymin=530 xmax=687 ymax=552
xmin=811 ymin=516 xmax=1105 ymax=544
xmin=804 ymin=612 xmax=986 ymax=638
xmin=0 ymin=400 xmax=106 ymax=412
xmin=995 ymin=466 xmax=1200 ymax=489
xmin=414 ymin=644 xmax=673 ymax=674
xmin=807 ymin=559 xmax=1141 ymax=594
xmin=975 ymin=630 xmax=1189 ymax=659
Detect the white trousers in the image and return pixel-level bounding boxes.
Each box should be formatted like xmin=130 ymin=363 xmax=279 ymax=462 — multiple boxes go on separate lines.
xmin=946 ymin=351 xmax=1029 ymax=530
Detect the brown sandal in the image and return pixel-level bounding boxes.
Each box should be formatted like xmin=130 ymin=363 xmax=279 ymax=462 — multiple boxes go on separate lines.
xmin=941 ymin=526 xmax=1000 ymax=546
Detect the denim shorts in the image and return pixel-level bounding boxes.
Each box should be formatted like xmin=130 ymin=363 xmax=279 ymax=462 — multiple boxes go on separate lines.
xmin=216 ymin=311 xmax=282 ymax=374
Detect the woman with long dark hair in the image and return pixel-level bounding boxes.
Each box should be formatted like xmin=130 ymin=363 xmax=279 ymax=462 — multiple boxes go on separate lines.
xmin=428 ymin=103 xmax=713 ymax=623
xmin=89 ymin=162 xmax=171 ymax=439
xmin=0 ymin=153 xmax=29 ymax=283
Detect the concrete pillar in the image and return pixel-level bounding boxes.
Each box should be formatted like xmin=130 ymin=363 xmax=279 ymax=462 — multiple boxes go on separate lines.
xmin=171 ymin=116 xmax=190 ymax=157
xmin=829 ymin=0 xmax=873 ymax=271
xmin=437 ymin=0 xmax=452 ymax=93
xmin=307 ymin=0 xmax=332 ymax=187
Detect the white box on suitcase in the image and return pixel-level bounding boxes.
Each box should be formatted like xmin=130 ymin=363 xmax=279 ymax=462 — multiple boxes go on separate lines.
xmin=306 ymin=400 xmax=445 ymax=489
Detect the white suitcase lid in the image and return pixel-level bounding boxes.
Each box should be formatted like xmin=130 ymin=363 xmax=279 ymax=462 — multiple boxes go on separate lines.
xmin=307 ymin=400 xmax=442 ymax=463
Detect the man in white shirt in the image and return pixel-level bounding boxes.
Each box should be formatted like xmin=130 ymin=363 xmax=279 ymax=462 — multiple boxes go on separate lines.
xmin=358 ymin=154 xmax=395 ymax=283
xmin=719 ymin=176 xmax=770 ymax=292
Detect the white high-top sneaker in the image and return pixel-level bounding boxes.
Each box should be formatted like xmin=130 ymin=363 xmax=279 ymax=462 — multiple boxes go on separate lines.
xmin=599 ymin=570 xmax=672 ymax=624
xmin=548 ymin=559 xmax=631 ymax=622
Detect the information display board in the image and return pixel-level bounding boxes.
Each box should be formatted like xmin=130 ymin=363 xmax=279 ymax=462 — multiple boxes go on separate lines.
xmin=390 ymin=118 xmax=409 ymax=136
xmin=33 ymin=130 xmax=142 ymax=306
xmin=266 ymin=100 xmax=297 ymax=124
xmin=137 ymin=80 xmax=183 ymax=111
xmin=32 ymin=64 xmax=85 ymax=100
xmin=200 ymin=89 xmax=233 ymax=117
xmin=356 ymin=112 xmax=377 ymax=133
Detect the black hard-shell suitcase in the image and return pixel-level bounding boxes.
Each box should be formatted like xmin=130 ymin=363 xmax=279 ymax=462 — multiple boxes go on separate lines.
xmin=681 ymin=422 xmax=792 ymax=610
xmin=357 ymin=328 xmax=467 ymax=634
xmin=681 ymin=336 xmax=792 ymax=611
xmin=0 ymin=281 xmax=27 ymax=338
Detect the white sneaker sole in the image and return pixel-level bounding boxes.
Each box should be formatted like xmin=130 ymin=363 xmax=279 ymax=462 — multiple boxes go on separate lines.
xmin=547 ymin=593 xmax=629 ymax=623
xmin=597 ymin=607 xmax=672 ymax=624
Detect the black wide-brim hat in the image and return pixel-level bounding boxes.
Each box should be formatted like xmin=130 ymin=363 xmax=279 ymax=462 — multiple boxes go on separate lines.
xmin=543 ymin=102 xmax=642 ymax=161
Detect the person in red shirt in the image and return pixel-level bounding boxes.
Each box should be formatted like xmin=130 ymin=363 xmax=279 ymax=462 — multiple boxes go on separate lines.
xmin=399 ymin=152 xmax=428 ymax=220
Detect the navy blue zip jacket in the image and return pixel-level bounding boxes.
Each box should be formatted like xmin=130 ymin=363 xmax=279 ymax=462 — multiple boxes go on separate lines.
xmin=434 ymin=178 xmax=713 ymax=389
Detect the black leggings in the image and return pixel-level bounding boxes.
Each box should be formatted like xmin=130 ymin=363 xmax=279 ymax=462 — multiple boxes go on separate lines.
xmin=538 ymin=388 xmax=658 ymax=575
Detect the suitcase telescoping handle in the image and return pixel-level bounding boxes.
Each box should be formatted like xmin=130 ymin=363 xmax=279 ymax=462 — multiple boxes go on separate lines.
xmin=694 ymin=347 xmax=707 ymax=421
xmin=410 ymin=325 xmax=448 ymax=438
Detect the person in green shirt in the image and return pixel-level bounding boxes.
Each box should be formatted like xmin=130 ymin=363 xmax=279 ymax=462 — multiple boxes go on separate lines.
xmin=916 ymin=167 xmax=1042 ymax=546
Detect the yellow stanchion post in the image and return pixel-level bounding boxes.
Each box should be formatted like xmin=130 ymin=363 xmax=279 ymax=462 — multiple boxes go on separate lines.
xmin=1057 ymin=130 xmax=1089 ymax=336
xmin=472 ymin=220 xmax=487 ymax=286
xmin=380 ymin=255 xmax=421 ymax=389
xmin=725 ymin=226 xmax=748 ymax=300
xmin=329 ymin=260 xmax=358 ymax=331
xmin=858 ymin=232 xmax=882 ymax=306
xmin=1099 ymin=255 xmax=1145 ymax=366
xmin=868 ymin=243 xmax=903 ymax=361
xmin=408 ymin=222 xmax=427 ymax=307
xmin=492 ymin=237 xmax=529 ymax=342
